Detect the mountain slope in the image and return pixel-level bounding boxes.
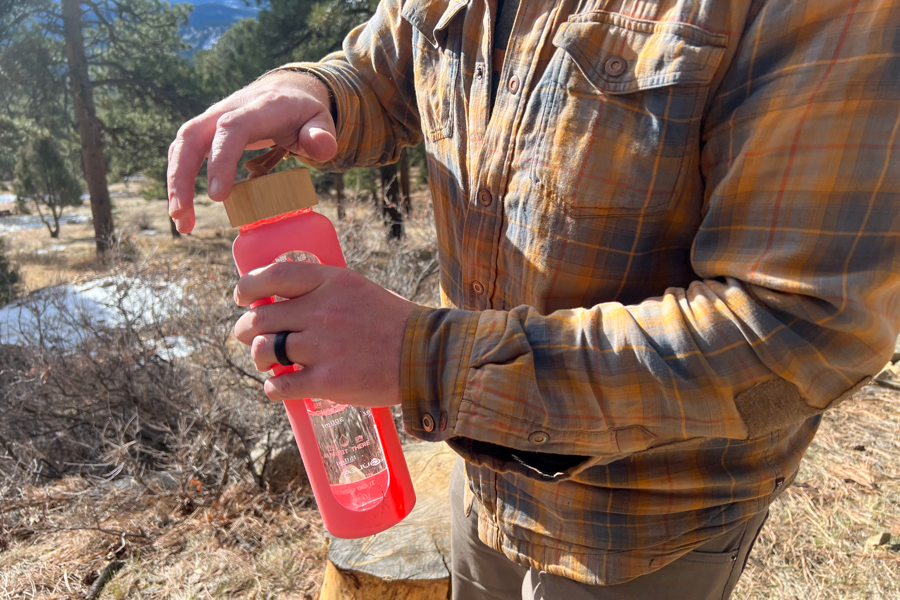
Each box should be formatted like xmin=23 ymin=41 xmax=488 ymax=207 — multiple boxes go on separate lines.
xmin=173 ymin=1 xmax=261 ymax=52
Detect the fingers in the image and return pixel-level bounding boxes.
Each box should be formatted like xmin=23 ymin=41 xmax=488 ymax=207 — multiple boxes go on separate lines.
xmin=206 ymin=94 xmax=337 ymax=202
xmin=206 ymin=100 xmax=266 ymax=202
xmin=264 ymin=368 xmax=323 ymax=403
xmin=297 ymin=111 xmax=339 ymax=163
xmin=233 ymin=261 xmax=334 ymax=308
xmin=235 ymin=297 xmax=309 ymax=346
xmin=167 ymin=117 xmax=217 ymax=233
xmin=250 ymin=330 xmax=324 ymax=372
xmin=167 ymin=70 xmax=339 ymax=229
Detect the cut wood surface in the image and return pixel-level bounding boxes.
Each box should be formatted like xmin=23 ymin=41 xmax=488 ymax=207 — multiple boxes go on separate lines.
xmin=319 ymin=442 xmax=456 ymax=600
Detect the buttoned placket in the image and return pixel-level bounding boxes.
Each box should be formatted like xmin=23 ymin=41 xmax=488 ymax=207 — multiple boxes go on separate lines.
xmin=464 ymin=0 xmax=550 ymax=312
xmin=462 ymin=0 xmax=503 ymax=312
xmin=459 ymin=0 xmax=565 ymax=522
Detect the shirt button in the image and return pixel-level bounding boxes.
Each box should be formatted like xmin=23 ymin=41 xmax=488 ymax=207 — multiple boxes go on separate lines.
xmin=475 ymin=64 xmax=484 ymax=80
xmin=422 ymin=413 xmax=435 ymax=432
xmin=439 ymin=411 xmax=448 ymax=431
xmin=605 ymin=56 xmax=627 ymax=77
xmin=508 ymin=75 xmax=520 ymax=94
xmin=472 ymin=280 xmax=485 ymax=295
xmin=528 ymin=431 xmax=550 ymax=445
xmin=478 ymin=189 xmax=493 ymax=206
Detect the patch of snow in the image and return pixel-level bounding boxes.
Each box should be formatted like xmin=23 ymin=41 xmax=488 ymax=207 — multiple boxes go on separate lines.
xmin=0 ymin=213 xmax=90 ymax=235
xmin=0 ymin=275 xmax=186 ymax=347
xmin=154 ymin=335 xmax=197 ymax=361
xmin=35 ymin=245 xmax=67 ymax=255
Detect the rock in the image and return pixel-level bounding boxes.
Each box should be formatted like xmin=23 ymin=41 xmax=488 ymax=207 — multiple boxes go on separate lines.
xmin=145 ymin=471 xmax=179 ymax=491
xmin=874 ymin=362 xmax=900 ymax=391
xmin=250 ymin=430 xmax=307 ymax=493
xmin=319 ymin=442 xmax=456 ymax=600
xmin=866 ymin=532 xmax=891 ymax=547
xmin=111 ymin=476 xmax=142 ymax=492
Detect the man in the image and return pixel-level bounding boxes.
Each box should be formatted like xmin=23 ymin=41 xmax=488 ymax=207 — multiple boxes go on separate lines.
xmin=167 ymin=0 xmax=900 ymax=597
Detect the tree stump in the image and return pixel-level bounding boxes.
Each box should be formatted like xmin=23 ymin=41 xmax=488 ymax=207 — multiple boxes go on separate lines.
xmin=318 ymin=442 xmax=456 ymax=600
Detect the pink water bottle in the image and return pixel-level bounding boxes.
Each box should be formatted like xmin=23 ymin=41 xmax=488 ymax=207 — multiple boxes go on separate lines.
xmin=224 ymin=166 xmax=416 ymax=538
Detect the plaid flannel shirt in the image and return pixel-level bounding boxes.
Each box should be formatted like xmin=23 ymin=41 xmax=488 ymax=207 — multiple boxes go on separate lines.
xmin=280 ymin=0 xmax=900 ymax=585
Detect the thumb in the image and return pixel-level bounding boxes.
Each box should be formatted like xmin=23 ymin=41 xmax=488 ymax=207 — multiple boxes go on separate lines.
xmin=297 ymin=111 xmax=338 ymax=163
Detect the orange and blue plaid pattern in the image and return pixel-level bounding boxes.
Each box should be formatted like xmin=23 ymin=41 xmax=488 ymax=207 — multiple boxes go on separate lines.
xmin=283 ymin=0 xmax=900 ymax=585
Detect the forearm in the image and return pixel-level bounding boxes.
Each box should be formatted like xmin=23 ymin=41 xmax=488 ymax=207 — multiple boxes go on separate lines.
xmin=400 ymin=270 xmax=894 ymax=479
xmin=265 ymin=0 xmax=422 ymax=170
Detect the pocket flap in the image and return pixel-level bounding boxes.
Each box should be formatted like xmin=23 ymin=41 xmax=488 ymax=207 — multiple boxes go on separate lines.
xmin=402 ymin=0 xmax=468 ymax=47
xmin=552 ymin=11 xmax=727 ymax=95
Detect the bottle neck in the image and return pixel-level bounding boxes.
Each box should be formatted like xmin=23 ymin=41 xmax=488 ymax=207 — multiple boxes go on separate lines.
xmin=238 ymin=207 xmax=313 ymax=233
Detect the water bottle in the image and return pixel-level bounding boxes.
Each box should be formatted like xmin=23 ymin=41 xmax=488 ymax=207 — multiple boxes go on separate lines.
xmin=225 ymin=166 xmax=416 ymax=538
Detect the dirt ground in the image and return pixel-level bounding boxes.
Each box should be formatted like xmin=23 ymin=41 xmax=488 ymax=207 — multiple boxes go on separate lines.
xmin=0 ymin=185 xmax=898 ymax=599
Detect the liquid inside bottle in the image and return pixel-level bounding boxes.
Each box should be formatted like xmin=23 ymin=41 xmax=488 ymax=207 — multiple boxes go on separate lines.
xmin=307 ymin=398 xmax=390 ymax=510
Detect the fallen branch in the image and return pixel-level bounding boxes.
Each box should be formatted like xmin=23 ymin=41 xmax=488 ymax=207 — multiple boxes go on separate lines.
xmin=86 ymin=559 xmax=125 ymax=600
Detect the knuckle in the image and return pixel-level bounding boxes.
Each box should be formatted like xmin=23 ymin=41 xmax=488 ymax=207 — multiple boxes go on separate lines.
xmin=322 ymin=302 xmax=347 ymax=327
xmin=248 ymin=308 xmax=268 ymax=334
xmin=259 ymin=89 xmax=285 ymax=105
xmin=216 ymin=111 xmax=241 ymax=131
xmin=250 ymin=335 xmax=267 ymax=357
xmin=275 ymin=373 xmax=303 ymax=399
xmin=176 ymin=120 xmax=197 ymax=139
xmin=268 ymin=261 xmax=297 ymax=288
xmin=333 ymin=268 xmax=366 ymax=296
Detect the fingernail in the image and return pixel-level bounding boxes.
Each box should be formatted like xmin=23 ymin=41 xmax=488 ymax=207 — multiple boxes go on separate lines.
xmin=169 ymin=193 xmax=182 ymax=213
xmin=209 ymin=177 xmax=221 ymax=196
xmin=309 ymin=127 xmax=325 ymax=136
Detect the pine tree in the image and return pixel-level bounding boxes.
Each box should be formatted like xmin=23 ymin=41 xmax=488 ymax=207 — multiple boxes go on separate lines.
xmin=0 ymin=239 xmax=21 ymax=307
xmin=14 ymin=137 xmax=83 ymax=239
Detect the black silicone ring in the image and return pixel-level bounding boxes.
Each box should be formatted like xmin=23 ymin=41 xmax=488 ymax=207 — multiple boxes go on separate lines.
xmin=274 ymin=331 xmax=293 ymax=366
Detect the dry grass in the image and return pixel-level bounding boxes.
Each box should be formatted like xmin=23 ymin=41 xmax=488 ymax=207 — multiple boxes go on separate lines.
xmin=0 ymin=481 xmax=327 ymax=599
xmin=734 ymin=384 xmax=900 ymax=599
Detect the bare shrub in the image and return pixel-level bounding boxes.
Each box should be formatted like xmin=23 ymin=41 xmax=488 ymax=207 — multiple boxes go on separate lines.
xmin=0 ymin=257 xmax=283 ymax=498
xmin=337 ymin=197 xmax=440 ymax=307
xmin=130 ymin=211 xmax=155 ymax=232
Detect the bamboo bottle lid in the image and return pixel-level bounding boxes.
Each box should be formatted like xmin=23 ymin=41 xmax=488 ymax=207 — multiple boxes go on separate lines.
xmin=223 ymin=167 xmax=319 ymax=227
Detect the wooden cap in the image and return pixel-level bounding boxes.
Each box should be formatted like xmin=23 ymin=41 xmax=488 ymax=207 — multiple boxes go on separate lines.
xmin=223 ymin=168 xmax=319 ymax=227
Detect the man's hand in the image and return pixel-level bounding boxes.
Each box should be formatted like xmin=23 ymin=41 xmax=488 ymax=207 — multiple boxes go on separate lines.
xmin=233 ymin=261 xmax=417 ymax=408
xmin=167 ymin=70 xmax=337 ymax=233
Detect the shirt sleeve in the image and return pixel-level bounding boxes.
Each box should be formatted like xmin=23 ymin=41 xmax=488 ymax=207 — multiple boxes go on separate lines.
xmin=399 ymin=0 xmax=900 ymax=479
xmin=266 ymin=0 xmax=423 ymax=171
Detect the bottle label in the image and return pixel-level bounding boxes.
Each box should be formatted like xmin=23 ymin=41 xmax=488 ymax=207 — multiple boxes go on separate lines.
xmin=308 ymin=400 xmax=388 ymax=487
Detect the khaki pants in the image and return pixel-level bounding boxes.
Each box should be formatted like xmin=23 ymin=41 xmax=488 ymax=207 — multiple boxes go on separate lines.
xmin=450 ymin=459 xmax=768 ymax=600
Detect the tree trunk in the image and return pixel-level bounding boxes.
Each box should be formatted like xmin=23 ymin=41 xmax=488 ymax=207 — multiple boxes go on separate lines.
xmin=61 ymin=0 xmax=115 ymax=255
xmin=334 ymin=172 xmax=346 ymax=221
xmin=169 ymin=215 xmax=180 ymax=238
xmin=50 ymin=209 xmax=60 ymax=238
xmin=165 ymin=181 xmax=180 ymax=238
xmin=399 ymin=149 xmax=411 ymax=215
xmin=318 ymin=443 xmax=455 ymax=600
xmin=31 ymin=201 xmax=54 ymax=238
xmin=379 ymin=164 xmax=403 ymax=240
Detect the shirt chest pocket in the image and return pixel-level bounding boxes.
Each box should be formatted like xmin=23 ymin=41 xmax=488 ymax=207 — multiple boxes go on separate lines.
xmin=401 ymin=0 xmax=466 ymax=142
xmin=530 ymin=12 xmax=727 ymax=215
